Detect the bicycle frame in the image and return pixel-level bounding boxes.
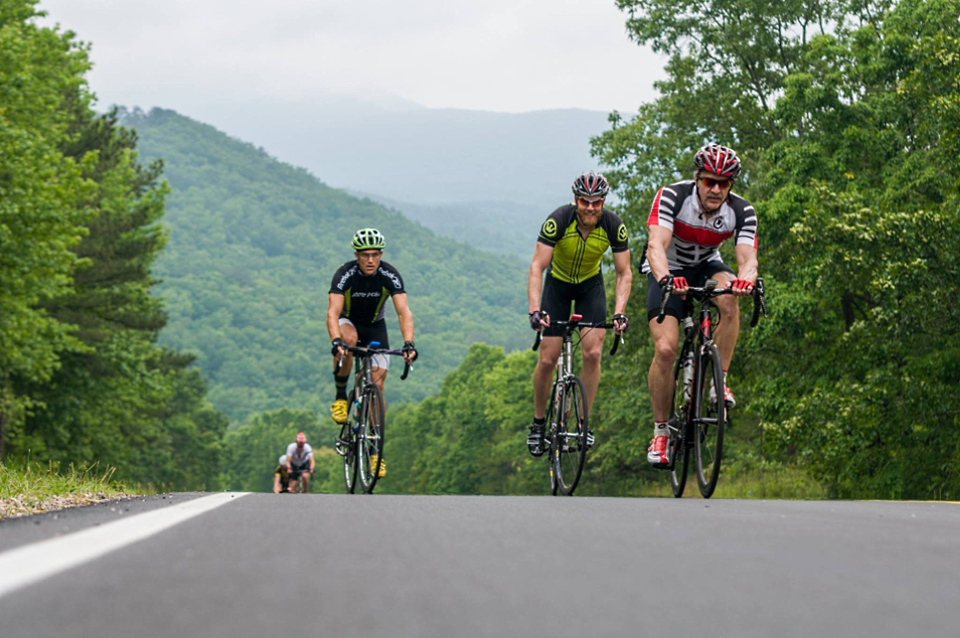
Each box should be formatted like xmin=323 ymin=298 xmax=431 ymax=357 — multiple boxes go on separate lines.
xmin=672 ymin=294 xmax=718 ymax=444
xmin=336 ymin=342 xmax=411 ymax=494
xmin=534 ymin=316 xmax=620 ymax=414
xmin=532 ymin=315 xmax=622 ymax=495
xmin=657 ymin=277 xmax=766 ymax=497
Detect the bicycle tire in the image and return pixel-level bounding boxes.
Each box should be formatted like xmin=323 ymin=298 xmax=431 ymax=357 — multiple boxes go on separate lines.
xmin=546 ymin=383 xmax=559 ymax=495
xmin=555 ymin=376 xmax=588 ymax=496
xmin=695 ymin=344 xmax=726 ymax=498
xmin=358 ymin=384 xmax=385 ymax=494
xmin=669 ymin=345 xmax=693 ymax=498
xmin=342 ymin=402 xmax=358 ymax=494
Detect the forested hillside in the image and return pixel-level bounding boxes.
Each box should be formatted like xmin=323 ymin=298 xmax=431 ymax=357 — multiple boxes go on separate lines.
xmin=0 ymin=1 xmax=225 ymax=489
xmin=124 ymin=108 xmax=529 ymax=422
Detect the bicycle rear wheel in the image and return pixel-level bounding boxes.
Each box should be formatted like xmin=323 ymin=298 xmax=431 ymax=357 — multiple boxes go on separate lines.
xmin=554 ymin=376 xmax=588 ymax=496
xmin=342 ymin=401 xmax=358 ymax=494
xmin=695 ymin=344 xmax=726 ymax=498
xmin=358 ymin=384 xmax=385 ymax=494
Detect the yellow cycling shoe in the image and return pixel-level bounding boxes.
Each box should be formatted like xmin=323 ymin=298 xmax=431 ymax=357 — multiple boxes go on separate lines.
xmin=369 ymin=454 xmax=387 ymax=478
xmin=331 ymin=399 xmax=348 ymax=424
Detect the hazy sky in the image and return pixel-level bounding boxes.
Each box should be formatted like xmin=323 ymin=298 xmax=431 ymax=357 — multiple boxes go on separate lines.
xmin=37 ymin=0 xmax=666 ymax=115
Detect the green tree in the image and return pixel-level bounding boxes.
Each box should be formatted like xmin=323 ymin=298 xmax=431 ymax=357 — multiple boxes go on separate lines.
xmin=590 ymin=0 xmax=960 ymax=498
xmin=0 ymin=0 xmax=94 ymax=457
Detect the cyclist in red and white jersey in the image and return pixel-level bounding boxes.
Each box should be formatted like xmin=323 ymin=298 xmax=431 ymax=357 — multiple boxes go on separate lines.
xmin=642 ymin=144 xmax=759 ymax=466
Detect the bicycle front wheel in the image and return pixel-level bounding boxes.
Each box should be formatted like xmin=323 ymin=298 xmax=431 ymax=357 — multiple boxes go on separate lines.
xmin=342 ymin=402 xmax=358 ymax=494
xmin=669 ymin=347 xmax=692 ymax=498
xmin=694 ymin=344 xmax=726 ymax=498
xmin=358 ymin=384 xmax=385 ymax=494
xmin=546 ymin=387 xmax=559 ymax=496
xmin=554 ymin=376 xmax=588 ymax=496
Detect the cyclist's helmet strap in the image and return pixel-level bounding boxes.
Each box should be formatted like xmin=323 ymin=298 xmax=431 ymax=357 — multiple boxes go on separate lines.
xmin=571 ymin=171 xmax=611 ymax=198
xmin=351 ymin=228 xmax=386 ymax=251
xmin=694 ymin=144 xmax=742 ymax=180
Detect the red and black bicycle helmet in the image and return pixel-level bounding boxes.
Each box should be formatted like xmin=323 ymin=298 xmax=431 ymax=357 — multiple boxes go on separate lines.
xmin=694 ymin=144 xmax=742 ymax=180
xmin=571 ymin=170 xmax=610 ymax=198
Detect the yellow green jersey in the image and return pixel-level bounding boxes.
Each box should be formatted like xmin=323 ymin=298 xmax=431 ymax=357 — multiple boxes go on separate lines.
xmin=537 ymin=205 xmax=629 ymax=284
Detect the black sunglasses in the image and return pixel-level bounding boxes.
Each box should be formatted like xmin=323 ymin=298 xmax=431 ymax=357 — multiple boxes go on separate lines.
xmin=700 ymin=176 xmax=732 ymax=189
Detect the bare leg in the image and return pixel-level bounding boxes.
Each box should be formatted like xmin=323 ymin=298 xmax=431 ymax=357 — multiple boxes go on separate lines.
xmin=578 ymin=328 xmax=606 ymax=415
xmin=648 ymin=316 xmax=680 ymax=423
xmin=709 ymin=272 xmax=739 ymax=371
xmin=334 ymin=323 xmax=359 ymax=377
xmin=372 ymin=367 xmax=388 ymax=413
xmin=533 ymin=337 xmax=562 ymax=419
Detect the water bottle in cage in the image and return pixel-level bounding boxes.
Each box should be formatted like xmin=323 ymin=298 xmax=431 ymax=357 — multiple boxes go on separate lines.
xmin=681 ymin=351 xmax=694 ymax=404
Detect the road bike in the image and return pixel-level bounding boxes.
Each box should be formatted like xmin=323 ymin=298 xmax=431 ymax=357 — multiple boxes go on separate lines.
xmin=656 ymin=277 xmax=766 ymax=498
xmin=533 ymin=315 xmax=622 ymax=496
xmin=335 ymin=342 xmax=410 ymax=494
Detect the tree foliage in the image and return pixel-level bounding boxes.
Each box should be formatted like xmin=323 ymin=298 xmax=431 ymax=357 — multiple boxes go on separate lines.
xmin=590 ymin=0 xmax=960 ymax=498
xmin=0 ymin=1 xmax=227 ymax=489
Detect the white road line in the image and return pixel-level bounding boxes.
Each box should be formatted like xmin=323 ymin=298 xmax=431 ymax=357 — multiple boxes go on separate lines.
xmin=0 ymin=492 xmax=249 ymax=598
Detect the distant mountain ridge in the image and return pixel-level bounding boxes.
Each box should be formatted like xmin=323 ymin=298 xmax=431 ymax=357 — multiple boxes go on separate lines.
xmin=124 ymin=107 xmax=530 ymax=422
xmin=350 ymin=191 xmax=544 ymax=260
xmin=182 ymin=99 xmax=612 ymax=209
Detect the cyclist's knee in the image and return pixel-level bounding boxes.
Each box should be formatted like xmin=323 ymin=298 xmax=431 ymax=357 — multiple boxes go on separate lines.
xmin=716 ymin=294 xmax=739 ymax=318
xmin=537 ymin=349 xmax=560 ymax=369
xmin=653 ymin=340 xmax=677 ymax=367
xmin=581 ymin=346 xmax=602 ymax=368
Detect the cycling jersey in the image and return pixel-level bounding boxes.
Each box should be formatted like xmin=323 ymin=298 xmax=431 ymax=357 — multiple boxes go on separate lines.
xmin=286 ymin=442 xmax=313 ymax=467
xmin=538 ymin=205 xmax=629 ymax=284
xmin=274 ymin=464 xmax=290 ymax=491
xmin=641 ymin=181 xmax=757 ymax=273
xmin=329 ymin=260 xmax=405 ymax=324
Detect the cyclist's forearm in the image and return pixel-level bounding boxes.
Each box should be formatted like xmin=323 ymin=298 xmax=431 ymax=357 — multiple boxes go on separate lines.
xmin=326 ymin=313 xmax=342 ymax=341
xmin=527 ymin=264 xmax=545 ymax=311
xmin=398 ymin=309 xmax=415 ymax=343
xmin=735 ymin=245 xmax=759 ymax=282
xmin=646 ymin=243 xmax=671 ymax=282
xmin=613 ymin=269 xmax=632 ymax=315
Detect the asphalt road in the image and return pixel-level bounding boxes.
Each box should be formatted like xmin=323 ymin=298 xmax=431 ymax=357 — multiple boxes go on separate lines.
xmin=1 ymin=494 xmax=958 ymax=638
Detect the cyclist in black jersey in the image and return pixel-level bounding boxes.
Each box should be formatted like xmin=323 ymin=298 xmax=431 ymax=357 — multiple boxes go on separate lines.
xmin=643 ymin=144 xmax=759 ymax=466
xmin=526 ymin=171 xmax=632 ymax=456
xmin=327 ymin=229 xmax=417 ymax=478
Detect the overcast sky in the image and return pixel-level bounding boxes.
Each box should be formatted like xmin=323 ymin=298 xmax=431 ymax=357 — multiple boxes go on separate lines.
xmin=37 ymin=0 xmax=666 ymax=115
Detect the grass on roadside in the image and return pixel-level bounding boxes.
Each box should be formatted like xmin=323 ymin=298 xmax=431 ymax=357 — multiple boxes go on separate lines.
xmin=0 ymin=459 xmax=139 ymax=520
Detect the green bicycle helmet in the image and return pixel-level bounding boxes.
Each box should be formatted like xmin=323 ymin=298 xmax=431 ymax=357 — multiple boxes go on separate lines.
xmin=351 ymin=228 xmax=386 ymax=251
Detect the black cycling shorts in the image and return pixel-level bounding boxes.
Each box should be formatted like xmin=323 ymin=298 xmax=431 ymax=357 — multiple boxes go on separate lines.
xmin=540 ymin=270 xmax=606 ymax=337
xmin=340 ymin=317 xmax=390 ymax=350
xmin=288 ymin=462 xmax=311 ymax=481
xmin=646 ymin=261 xmax=735 ymax=322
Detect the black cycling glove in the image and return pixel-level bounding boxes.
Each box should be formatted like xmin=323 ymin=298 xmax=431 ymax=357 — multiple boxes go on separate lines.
xmin=529 ymin=310 xmax=548 ymax=331
xmin=612 ymin=313 xmax=629 ymax=333
xmin=331 ymin=338 xmax=345 ymax=357
xmin=402 ymin=341 xmax=418 ymax=362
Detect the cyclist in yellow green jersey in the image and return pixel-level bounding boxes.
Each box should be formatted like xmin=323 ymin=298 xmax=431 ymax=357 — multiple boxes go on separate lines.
xmin=526 ymin=171 xmax=632 ymax=456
